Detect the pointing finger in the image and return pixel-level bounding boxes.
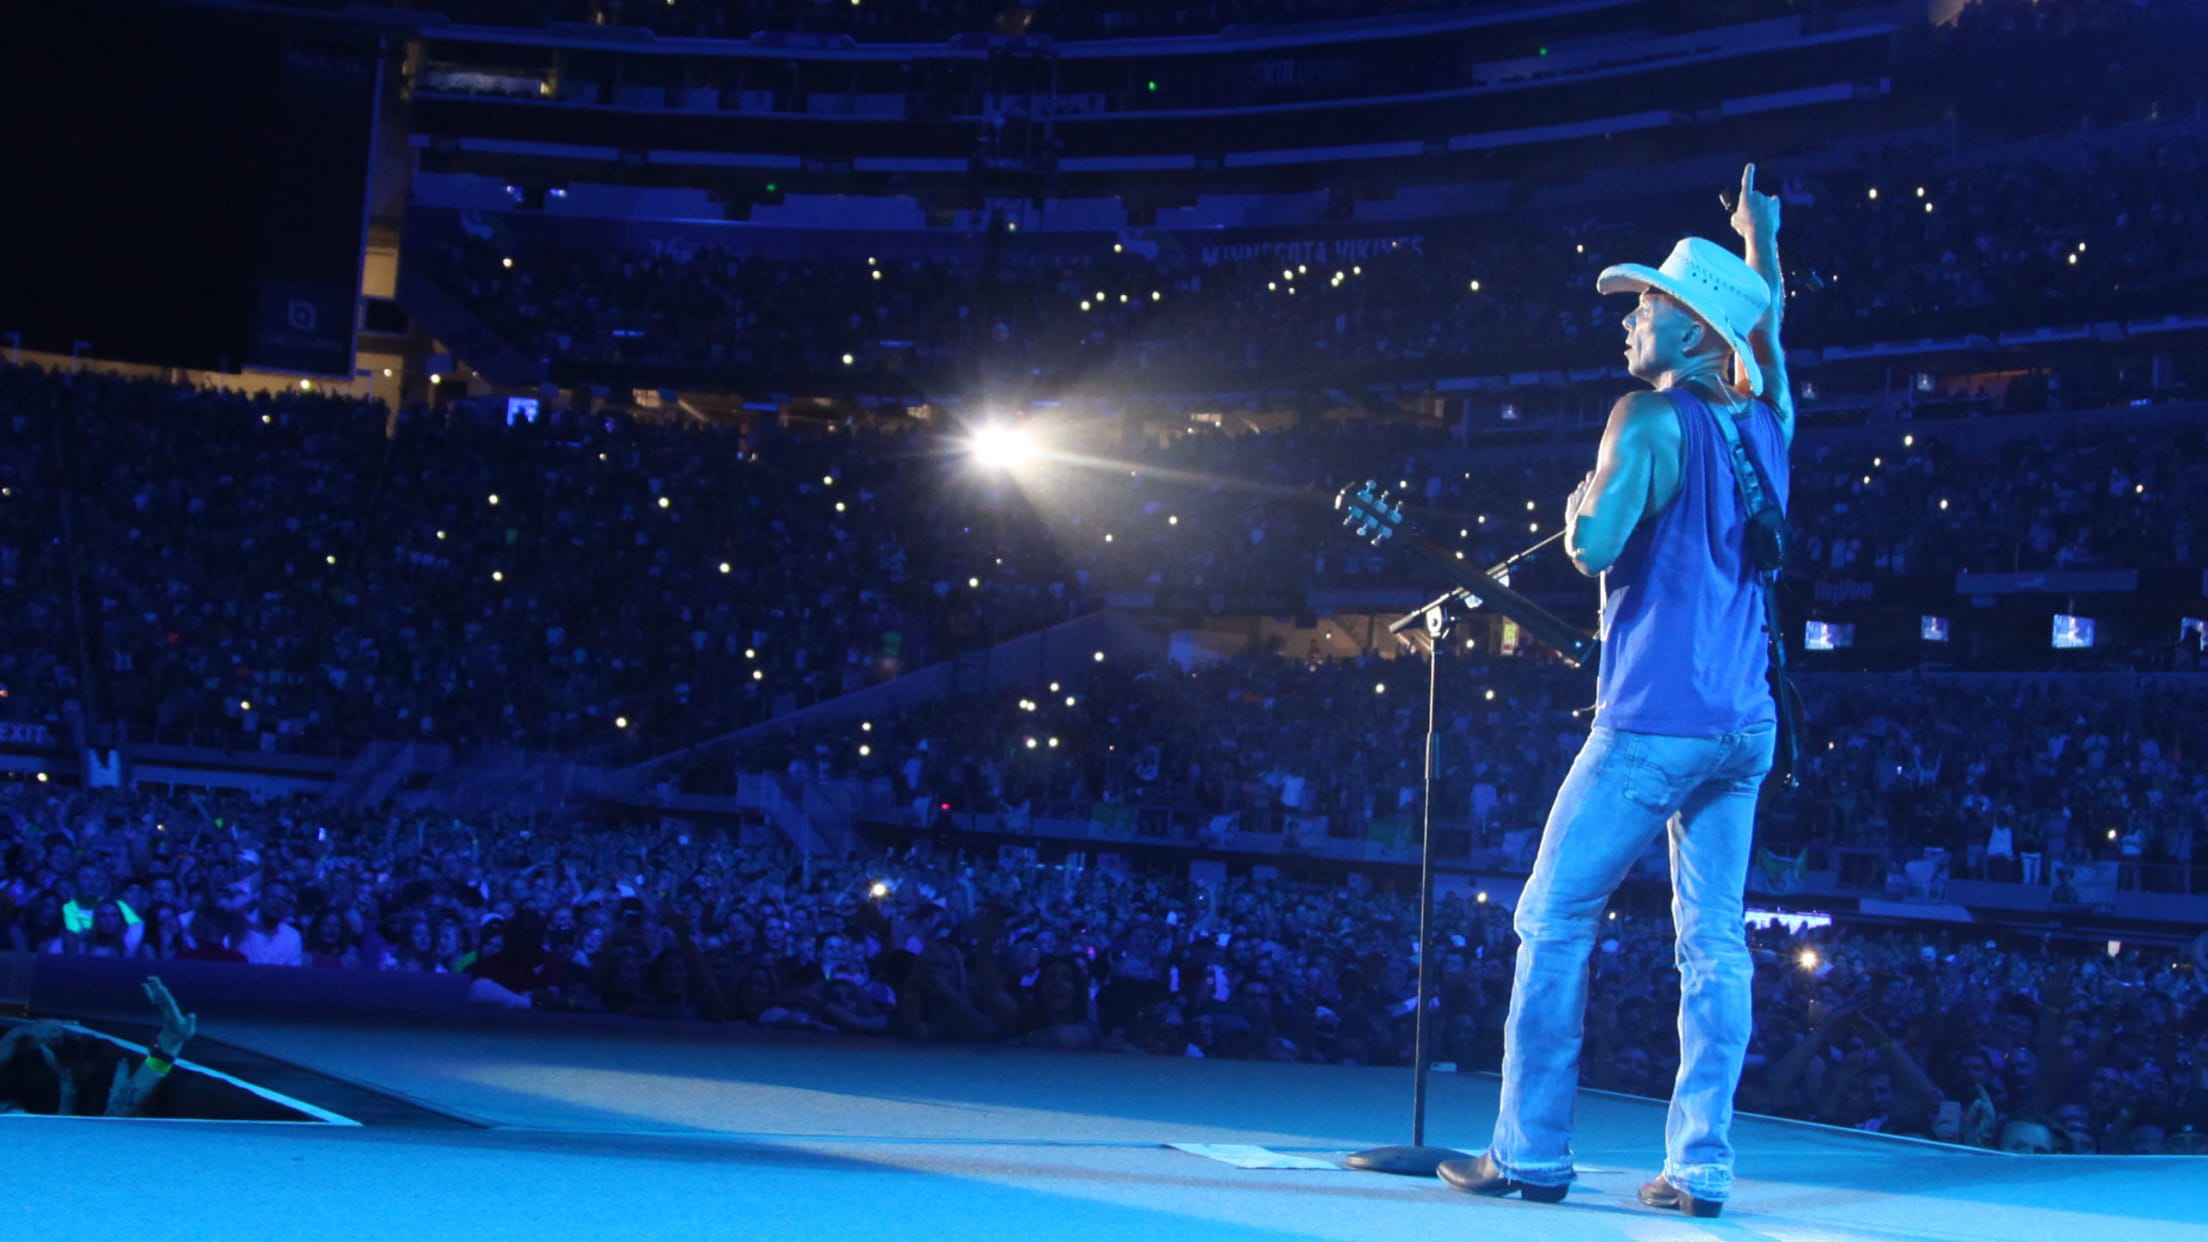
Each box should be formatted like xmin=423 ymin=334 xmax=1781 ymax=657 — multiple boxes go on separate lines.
xmin=1742 ymin=163 xmax=1756 ymax=199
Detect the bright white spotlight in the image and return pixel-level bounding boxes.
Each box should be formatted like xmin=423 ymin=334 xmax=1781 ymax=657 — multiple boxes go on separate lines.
xmin=970 ymin=424 xmax=1035 ymax=469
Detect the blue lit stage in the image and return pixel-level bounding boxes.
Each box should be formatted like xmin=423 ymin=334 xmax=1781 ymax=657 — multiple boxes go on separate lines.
xmin=9 ymin=1004 xmax=2203 ymax=1241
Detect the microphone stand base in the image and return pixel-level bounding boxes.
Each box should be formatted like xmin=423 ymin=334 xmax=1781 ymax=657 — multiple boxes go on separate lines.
xmin=1343 ymin=1144 xmax=1470 ymax=1177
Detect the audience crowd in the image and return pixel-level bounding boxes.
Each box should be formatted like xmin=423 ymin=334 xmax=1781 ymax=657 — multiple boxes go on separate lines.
xmin=408 ymin=0 xmax=2208 ymax=397
xmin=1791 ymin=675 xmax=2206 ymax=888
xmin=1 ymin=781 xmax=2200 ymax=1153
xmin=2 ymin=8 xmax=2199 ymax=763
xmin=1012 ymin=412 xmax=2208 ymax=607
xmin=0 ymin=362 xmax=1089 ymax=756
xmin=421 ymin=131 xmax=2208 ymax=395
xmin=6 ymin=359 xmax=2208 ymax=759
xmin=717 ymin=652 xmax=2208 ymax=893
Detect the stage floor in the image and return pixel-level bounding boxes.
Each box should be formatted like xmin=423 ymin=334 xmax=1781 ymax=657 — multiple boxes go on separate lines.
xmin=10 ymin=1006 xmax=2206 ymax=1241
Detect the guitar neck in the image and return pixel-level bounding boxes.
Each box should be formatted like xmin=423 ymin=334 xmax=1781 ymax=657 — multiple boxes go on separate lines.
xmin=1396 ymin=529 xmax=1599 ymax=668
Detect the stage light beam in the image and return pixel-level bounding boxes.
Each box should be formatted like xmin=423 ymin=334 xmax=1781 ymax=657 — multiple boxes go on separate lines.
xmin=970 ymin=424 xmax=1037 ymax=469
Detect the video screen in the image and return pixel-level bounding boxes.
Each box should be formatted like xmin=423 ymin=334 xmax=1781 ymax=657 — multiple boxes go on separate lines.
xmin=1745 ymin=910 xmax=1834 ymax=934
xmin=1804 ymin=621 xmax=1855 ymax=651
xmin=2052 ymin=614 xmax=2096 ymax=649
xmin=1921 ymin=616 xmax=1950 ymax=642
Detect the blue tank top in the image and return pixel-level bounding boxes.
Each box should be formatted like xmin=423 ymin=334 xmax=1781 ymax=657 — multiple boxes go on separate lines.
xmin=1593 ymin=387 xmax=1788 ymax=736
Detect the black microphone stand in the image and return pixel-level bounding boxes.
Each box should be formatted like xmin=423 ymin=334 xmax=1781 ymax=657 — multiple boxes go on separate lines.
xmin=1385 ymin=529 xmax=1564 ymax=638
xmin=1346 ymin=530 xmax=1562 ymax=1178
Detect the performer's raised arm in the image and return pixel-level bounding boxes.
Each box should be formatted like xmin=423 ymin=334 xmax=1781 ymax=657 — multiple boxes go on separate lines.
xmin=1728 ymin=164 xmax=1794 ymax=447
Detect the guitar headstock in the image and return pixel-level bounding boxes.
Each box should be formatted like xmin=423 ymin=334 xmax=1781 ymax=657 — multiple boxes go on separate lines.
xmin=1335 ymin=481 xmax=1405 ymax=546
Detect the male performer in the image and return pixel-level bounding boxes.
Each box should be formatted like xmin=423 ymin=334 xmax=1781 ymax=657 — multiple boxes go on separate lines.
xmin=1437 ymin=165 xmax=1791 ymax=1219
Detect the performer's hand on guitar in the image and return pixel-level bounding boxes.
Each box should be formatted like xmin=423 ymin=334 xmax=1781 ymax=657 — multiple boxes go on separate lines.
xmin=1565 ymin=470 xmax=1594 ymax=527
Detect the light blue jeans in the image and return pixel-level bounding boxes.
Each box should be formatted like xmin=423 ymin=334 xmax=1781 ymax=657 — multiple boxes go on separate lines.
xmin=1488 ymin=722 xmax=1774 ymax=1202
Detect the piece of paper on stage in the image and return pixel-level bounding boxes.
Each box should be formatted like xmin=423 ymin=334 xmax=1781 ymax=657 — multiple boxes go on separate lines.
xmin=1165 ymin=1143 xmax=1344 ymax=1170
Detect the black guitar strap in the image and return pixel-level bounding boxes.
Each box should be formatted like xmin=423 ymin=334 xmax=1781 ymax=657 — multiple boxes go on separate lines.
xmin=1701 ymin=394 xmax=1801 ymax=788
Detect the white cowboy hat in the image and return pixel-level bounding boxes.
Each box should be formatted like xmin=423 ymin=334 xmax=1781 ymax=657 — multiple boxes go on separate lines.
xmin=1597 ymin=236 xmax=1771 ymax=398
